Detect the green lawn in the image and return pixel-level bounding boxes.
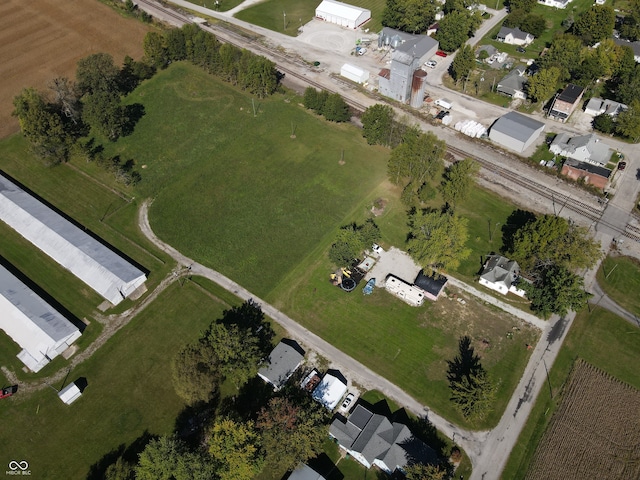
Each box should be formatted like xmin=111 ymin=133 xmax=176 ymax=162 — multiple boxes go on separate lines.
xmin=235 ymin=0 xmax=385 ymax=37
xmin=596 ymin=255 xmax=640 ymax=316
xmin=501 ymin=307 xmax=640 ymax=479
xmin=0 ymin=280 xmax=231 ymax=479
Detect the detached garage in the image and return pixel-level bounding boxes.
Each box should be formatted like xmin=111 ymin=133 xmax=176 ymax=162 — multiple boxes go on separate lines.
xmin=340 ymin=63 xmax=369 ymax=84
xmin=315 ymin=0 xmax=371 ymax=29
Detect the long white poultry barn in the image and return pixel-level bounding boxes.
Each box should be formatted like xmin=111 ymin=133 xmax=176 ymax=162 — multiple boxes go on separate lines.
xmin=0 ymin=175 xmax=146 ymax=306
xmin=315 ymin=0 xmax=371 ymax=29
xmin=0 ymin=264 xmax=81 ymax=372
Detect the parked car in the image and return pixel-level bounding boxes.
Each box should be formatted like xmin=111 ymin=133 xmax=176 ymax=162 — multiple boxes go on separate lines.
xmin=436 ymin=50 xmax=448 ymax=57
xmin=516 ymin=47 xmax=526 ymax=53
xmin=357 ymin=47 xmax=367 ymax=56
xmin=618 ymin=161 xmax=627 ymax=171
xmin=340 ymin=393 xmax=355 ymax=411
xmin=425 ymin=60 xmax=437 ymax=69
xmin=1 ymin=385 xmax=17 ymax=400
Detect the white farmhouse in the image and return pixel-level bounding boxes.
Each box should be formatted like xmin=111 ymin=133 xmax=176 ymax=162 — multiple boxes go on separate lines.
xmin=479 ymin=255 xmax=526 ymax=297
xmin=496 ymin=27 xmax=534 ymax=46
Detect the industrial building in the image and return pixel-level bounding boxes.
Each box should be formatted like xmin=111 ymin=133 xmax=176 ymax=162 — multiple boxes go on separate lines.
xmin=340 ymin=63 xmax=369 ymax=84
xmin=489 ymin=112 xmax=545 ymax=153
xmin=315 ymin=0 xmax=371 ymax=29
xmin=0 ymin=174 xmax=147 ymax=306
xmin=0 ymin=263 xmax=81 ymax=372
xmin=377 ymin=27 xmax=438 ymax=105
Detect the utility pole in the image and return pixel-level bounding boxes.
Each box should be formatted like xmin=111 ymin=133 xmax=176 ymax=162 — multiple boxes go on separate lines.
xmin=283 ymin=10 xmax=286 ymax=31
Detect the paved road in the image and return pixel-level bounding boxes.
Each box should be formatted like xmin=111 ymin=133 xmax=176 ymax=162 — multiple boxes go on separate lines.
xmin=136 ymin=200 xmax=484 ymax=456
xmin=590 ymin=280 xmax=640 ymax=327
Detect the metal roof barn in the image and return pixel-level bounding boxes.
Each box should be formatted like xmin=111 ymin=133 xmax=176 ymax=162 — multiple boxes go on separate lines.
xmin=340 ymin=63 xmax=369 ymax=83
xmin=315 ymin=0 xmax=371 ymax=29
xmin=0 ymin=175 xmax=146 ymax=306
xmin=488 ymin=111 xmax=545 ymax=153
xmin=0 ymin=264 xmax=81 ymax=372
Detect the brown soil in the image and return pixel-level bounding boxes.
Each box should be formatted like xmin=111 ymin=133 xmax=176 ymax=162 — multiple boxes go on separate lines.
xmin=0 ymin=0 xmax=151 ymax=139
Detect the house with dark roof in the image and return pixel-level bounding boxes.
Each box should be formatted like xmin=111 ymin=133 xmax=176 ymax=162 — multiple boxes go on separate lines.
xmin=489 ymin=111 xmax=545 ymax=153
xmin=496 ymin=27 xmax=534 ymax=46
xmin=549 ymin=84 xmax=584 ymax=122
xmin=329 ymin=404 xmax=438 ymax=473
xmin=497 ymin=68 xmax=527 ymax=99
xmin=257 ymin=339 xmax=305 ymax=391
xmin=413 ymin=270 xmax=447 ymax=301
xmin=550 ymin=133 xmax=612 ymax=166
xmin=479 ymin=255 xmax=526 ymax=297
xmin=377 ymin=27 xmax=438 ymax=104
xmin=561 ymin=158 xmax=612 ymax=190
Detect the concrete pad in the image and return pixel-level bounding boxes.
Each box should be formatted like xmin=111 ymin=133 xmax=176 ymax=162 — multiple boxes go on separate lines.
xmin=365 ymin=247 xmax=422 ymax=286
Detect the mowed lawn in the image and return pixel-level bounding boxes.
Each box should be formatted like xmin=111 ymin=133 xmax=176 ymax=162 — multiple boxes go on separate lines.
xmin=502 ymin=307 xmax=640 ymax=479
xmin=596 ymin=255 xmax=640 ymax=316
xmin=103 ymin=62 xmax=390 ymax=298
xmin=0 ymin=280 xmax=229 ymax=480
xmin=235 ymin=0 xmax=386 ymax=36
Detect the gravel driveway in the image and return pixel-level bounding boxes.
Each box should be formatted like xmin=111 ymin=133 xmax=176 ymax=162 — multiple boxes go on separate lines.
xmin=365 ymin=246 xmax=422 ymax=286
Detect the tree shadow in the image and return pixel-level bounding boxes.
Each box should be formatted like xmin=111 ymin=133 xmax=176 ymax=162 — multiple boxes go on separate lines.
xmin=218 ymin=300 xmax=275 ymax=356
xmin=217 ymin=376 xmax=274 ymax=422
xmin=122 ymin=103 xmax=145 ymax=137
xmin=501 ymin=209 xmax=536 ymax=254
xmin=86 ymin=430 xmax=155 ymax=480
xmin=174 ymin=399 xmax=219 ymax=447
xmin=446 ymin=336 xmax=483 ymax=384
xmin=306 ymin=453 xmax=345 ymax=480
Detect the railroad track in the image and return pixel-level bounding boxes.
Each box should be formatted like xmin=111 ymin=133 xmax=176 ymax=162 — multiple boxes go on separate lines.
xmin=137 ymin=0 xmax=640 ymax=242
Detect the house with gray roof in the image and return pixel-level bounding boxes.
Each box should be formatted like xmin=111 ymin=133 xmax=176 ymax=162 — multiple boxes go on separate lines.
xmin=584 ymin=97 xmax=627 ymax=117
xmin=489 ymin=112 xmax=545 ymax=153
xmin=0 ymin=173 xmax=147 ymax=306
xmin=496 ymin=27 xmax=534 ymax=46
xmin=614 ymin=38 xmax=640 ymax=62
xmin=497 ymin=68 xmax=527 ymax=99
xmin=0 ymin=263 xmax=82 ymax=372
xmin=479 ymin=255 xmax=526 ymax=297
xmin=329 ymin=404 xmax=437 ymax=473
xmin=289 ymin=463 xmax=326 ymax=480
xmin=550 ymin=133 xmax=612 ymax=167
xmin=257 ymin=339 xmax=305 ymax=391
xmin=378 ymin=27 xmax=438 ymax=104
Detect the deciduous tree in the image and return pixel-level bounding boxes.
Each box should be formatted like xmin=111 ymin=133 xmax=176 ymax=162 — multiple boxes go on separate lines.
xmin=171 ymin=343 xmax=220 ymax=405
xmin=407 ymin=210 xmax=471 ymax=272
xmin=82 ymin=90 xmax=128 ymax=141
xmin=439 ymin=158 xmax=478 ymax=209
xmin=322 ymin=93 xmax=350 ymax=122
xmin=136 ymin=436 xmax=216 ymax=480
xmin=388 ymin=130 xmax=446 ymax=189
xmin=382 ymin=0 xmax=437 ymax=33
xmin=524 ymin=264 xmax=591 ymax=318
xmin=208 ymin=418 xmax=263 ymax=480
xmin=450 ymin=44 xmax=475 ymax=83
xmin=361 ymin=104 xmax=395 ymax=146
xmin=76 ymin=53 xmax=120 ymax=95
xmin=328 ymin=220 xmax=381 ymax=267
xmin=526 ymin=67 xmax=560 ymax=103
xmin=404 ymin=463 xmax=449 ymax=480
xmin=435 ymin=10 xmax=478 ymax=52
xmin=573 ymin=5 xmax=615 ymax=46
xmin=616 ymin=99 xmax=640 ymax=142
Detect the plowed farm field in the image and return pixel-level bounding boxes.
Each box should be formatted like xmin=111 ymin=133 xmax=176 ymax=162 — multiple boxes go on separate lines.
xmin=526 ymin=359 xmax=640 ymax=480
xmin=0 ymin=0 xmax=151 ymax=139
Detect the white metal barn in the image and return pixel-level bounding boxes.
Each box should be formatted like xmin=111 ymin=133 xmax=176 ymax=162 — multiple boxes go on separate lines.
xmin=0 ymin=264 xmax=81 ymax=372
xmin=315 ymin=0 xmax=371 ymax=29
xmin=58 ymin=382 xmax=82 ymax=405
xmin=0 ymin=175 xmax=147 ymax=306
xmin=340 ymin=63 xmax=369 ymax=83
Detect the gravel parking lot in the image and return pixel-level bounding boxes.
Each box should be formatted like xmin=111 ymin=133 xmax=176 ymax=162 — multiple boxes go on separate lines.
xmin=365 ymin=246 xmax=422 ymax=287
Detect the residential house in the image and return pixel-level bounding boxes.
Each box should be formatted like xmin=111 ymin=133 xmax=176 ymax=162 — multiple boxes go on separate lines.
xmin=549 ymin=84 xmax=584 ymax=122
xmin=479 ymin=255 xmax=526 ymax=297
xmin=614 ymin=38 xmax=640 ymax=62
xmin=497 ymin=68 xmax=527 ymax=99
xmin=561 ymin=158 xmax=612 ymax=190
xmin=496 ymin=27 xmax=534 ymax=46
xmin=550 ymin=133 xmax=612 ymax=167
xmin=378 ymin=27 xmax=439 ymax=103
xmin=257 ymin=339 xmax=305 ymax=391
xmin=538 ymin=0 xmax=573 ymax=8
xmin=489 ymin=111 xmax=545 ymax=153
xmin=312 ymin=370 xmax=348 ymax=409
xmin=329 ymin=404 xmax=438 ymax=474
xmin=476 ymin=45 xmax=497 ymax=60
xmin=289 ymin=464 xmax=326 ymax=480
xmin=584 ymin=97 xmax=627 ymax=117
xmin=413 ymin=270 xmax=448 ymax=301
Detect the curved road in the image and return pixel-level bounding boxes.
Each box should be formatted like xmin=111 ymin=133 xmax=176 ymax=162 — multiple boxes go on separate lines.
xmin=590 ymin=280 xmax=639 ymax=327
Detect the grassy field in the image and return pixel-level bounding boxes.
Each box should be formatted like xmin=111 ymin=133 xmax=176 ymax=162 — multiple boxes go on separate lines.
xmin=501 ymin=307 xmax=640 ymax=479
xmin=596 ymin=255 xmax=640 ymax=316
xmin=0 ymin=279 xmax=231 ymax=479
xmin=235 ymin=0 xmax=386 ymax=36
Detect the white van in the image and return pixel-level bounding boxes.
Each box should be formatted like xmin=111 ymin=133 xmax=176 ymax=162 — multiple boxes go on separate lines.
xmin=435 ymin=98 xmax=453 ymax=110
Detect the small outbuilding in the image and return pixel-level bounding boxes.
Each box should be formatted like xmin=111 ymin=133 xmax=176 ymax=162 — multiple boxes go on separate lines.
xmin=58 ymin=382 xmax=82 ymax=405
xmin=340 ymin=63 xmax=369 ymax=84
xmin=312 ymin=369 xmax=348 ymax=409
xmin=315 ymin=0 xmax=371 ymax=29
xmin=257 ymin=339 xmax=305 ymax=391
xmin=489 ymin=111 xmax=545 ymax=153
xmin=289 ymin=464 xmax=327 ymax=480
xmin=413 ymin=271 xmax=448 ymax=301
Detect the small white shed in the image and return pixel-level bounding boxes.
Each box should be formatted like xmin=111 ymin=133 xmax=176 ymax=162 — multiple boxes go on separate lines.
xmin=58 ymin=382 xmax=82 ymax=405
xmin=340 ymin=63 xmax=369 ymax=84
xmin=315 ymin=0 xmax=371 ymax=29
